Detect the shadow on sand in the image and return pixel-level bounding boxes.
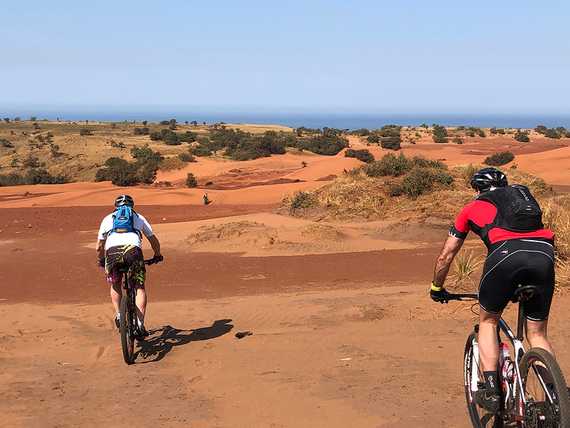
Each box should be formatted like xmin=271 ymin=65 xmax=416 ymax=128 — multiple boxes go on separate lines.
xmin=136 ymin=319 xmax=233 ymax=363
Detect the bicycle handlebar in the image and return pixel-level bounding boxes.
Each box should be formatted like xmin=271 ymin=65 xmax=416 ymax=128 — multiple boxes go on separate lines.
xmin=445 ymin=292 xmax=478 ymax=302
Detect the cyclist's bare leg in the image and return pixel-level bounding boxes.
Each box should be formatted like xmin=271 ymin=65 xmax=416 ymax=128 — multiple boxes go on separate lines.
xmin=478 ymin=307 xmax=501 ymax=371
xmin=110 ymin=281 xmax=121 ymax=314
xmin=526 ymin=318 xmax=554 ymax=355
xmin=135 ymin=287 xmax=147 ymax=323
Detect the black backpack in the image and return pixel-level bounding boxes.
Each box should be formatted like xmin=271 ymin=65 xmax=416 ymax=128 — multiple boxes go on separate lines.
xmin=477 ymin=185 xmax=543 ymax=236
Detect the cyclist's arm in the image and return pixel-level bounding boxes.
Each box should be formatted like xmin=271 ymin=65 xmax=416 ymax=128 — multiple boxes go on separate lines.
xmin=96 ymin=216 xmax=111 ymax=259
xmin=137 ymin=214 xmax=161 ymax=257
xmin=148 ymin=234 xmax=161 ymax=258
xmin=432 ymin=235 xmax=464 ymax=288
xmin=96 ymin=239 xmax=106 ymax=259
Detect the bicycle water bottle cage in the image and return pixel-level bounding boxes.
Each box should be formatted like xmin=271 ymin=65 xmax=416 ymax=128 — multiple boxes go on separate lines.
xmin=512 ymin=284 xmax=540 ymax=303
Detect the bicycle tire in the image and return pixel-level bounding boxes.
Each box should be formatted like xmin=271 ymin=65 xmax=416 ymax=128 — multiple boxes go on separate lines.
xmin=519 ymin=347 xmax=570 ymax=427
xmin=119 ymin=291 xmax=135 ymax=365
xmin=464 ymin=332 xmax=504 ymax=428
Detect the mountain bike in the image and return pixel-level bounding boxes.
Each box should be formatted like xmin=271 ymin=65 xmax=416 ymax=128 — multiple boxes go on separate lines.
xmin=445 ymin=285 xmax=570 ymax=427
xmin=119 ymin=256 xmax=162 ymax=365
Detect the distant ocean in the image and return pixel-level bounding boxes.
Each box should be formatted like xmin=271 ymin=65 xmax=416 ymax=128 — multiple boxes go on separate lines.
xmin=3 ymin=109 xmax=570 ymax=129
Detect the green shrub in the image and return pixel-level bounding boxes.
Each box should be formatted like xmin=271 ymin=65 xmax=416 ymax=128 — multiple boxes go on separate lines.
xmin=96 ymin=145 xmax=163 ymax=186
xmin=452 ymin=136 xmax=464 ymax=144
xmin=0 ymin=173 xmax=26 ymax=186
xmin=25 ymin=168 xmax=67 ymax=185
xmin=23 ymin=154 xmax=42 ymax=168
xmin=432 ymin=124 xmax=448 ymax=143
xmin=490 ymin=128 xmax=505 ymax=135
xmin=289 ymin=191 xmax=318 ymax=214
xmin=377 ymin=125 xmax=402 ymax=150
xmin=133 ymin=127 xmax=150 ymax=135
xmin=131 ymin=145 xmax=163 ymax=165
xmin=0 ymin=138 xmax=14 ymax=148
xmin=466 ymin=127 xmax=486 ymax=138
xmin=351 ymin=128 xmax=370 ymax=136
xmin=192 ymin=144 xmax=213 ymax=157
xmin=79 ymin=128 xmax=93 ymax=136
xmin=484 ymin=151 xmax=515 ymax=166
xmin=367 ymin=134 xmax=380 ymax=144
xmin=401 ymin=167 xmax=453 ymax=198
xmin=178 ymin=152 xmax=196 ymax=162
xmin=365 ymin=153 xmax=411 ymax=177
xmin=160 ymin=157 xmax=186 ymax=171
xmin=186 ymin=173 xmax=198 ymax=188
xmin=544 ymin=128 xmax=561 ymax=139
xmin=410 ymin=156 xmax=447 ymax=169
xmin=178 ymin=131 xmax=197 ymax=143
xmin=535 ymin=125 xmax=563 ymax=139
xmin=296 ymin=131 xmax=348 ymax=156
xmin=535 ymin=125 xmax=548 ymax=134
xmin=380 ymin=139 xmax=401 ymax=150
xmin=345 ymin=148 xmax=374 ymax=163
xmin=514 ymin=131 xmax=530 ymax=142
xmin=95 ymin=158 xmax=139 ymax=185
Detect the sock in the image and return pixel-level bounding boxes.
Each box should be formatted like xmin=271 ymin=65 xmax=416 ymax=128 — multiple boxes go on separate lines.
xmin=483 ymin=371 xmax=499 ymax=393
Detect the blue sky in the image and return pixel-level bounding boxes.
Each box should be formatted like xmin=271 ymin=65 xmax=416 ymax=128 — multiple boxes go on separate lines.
xmin=1 ymin=0 xmax=569 ymax=114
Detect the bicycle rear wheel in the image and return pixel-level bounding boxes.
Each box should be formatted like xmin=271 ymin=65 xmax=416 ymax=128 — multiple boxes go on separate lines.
xmin=519 ymin=347 xmax=570 ymax=427
xmin=119 ymin=290 xmax=136 ymax=365
xmin=464 ymin=332 xmax=504 ymax=428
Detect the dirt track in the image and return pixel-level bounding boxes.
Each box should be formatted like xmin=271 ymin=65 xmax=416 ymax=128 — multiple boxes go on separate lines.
xmin=2 ymin=203 xmax=570 ymax=428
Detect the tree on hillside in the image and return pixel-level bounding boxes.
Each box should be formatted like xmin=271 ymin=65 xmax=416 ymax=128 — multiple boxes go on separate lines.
xmin=432 ymin=124 xmax=448 ymax=143
xmin=514 ymin=130 xmax=530 ymax=142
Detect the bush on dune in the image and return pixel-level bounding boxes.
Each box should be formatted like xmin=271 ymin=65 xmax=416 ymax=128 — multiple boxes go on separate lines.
xmin=186 ymin=173 xmax=198 ymax=188
xmin=400 ymin=167 xmax=453 ymax=198
xmin=345 ymin=148 xmax=374 ymax=163
xmin=514 ymin=130 xmax=530 ymax=142
xmin=432 ymin=124 xmax=448 ymax=143
xmin=0 ymin=169 xmax=67 ymax=187
xmin=484 ymin=151 xmax=515 ymax=166
xmin=364 ymin=153 xmax=447 ymax=178
xmin=283 ymin=153 xmax=453 ymax=218
xmin=159 ymin=157 xmax=187 ymax=171
xmin=178 ymin=152 xmax=196 ymax=162
xmin=296 ymin=129 xmax=348 ymax=155
xmin=96 ymin=145 xmax=163 ymax=186
xmin=0 ymin=138 xmax=14 ymax=148
xmin=365 ymin=153 xmax=411 ymax=177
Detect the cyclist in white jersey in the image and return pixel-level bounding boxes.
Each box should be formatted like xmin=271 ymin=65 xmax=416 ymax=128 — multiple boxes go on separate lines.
xmin=96 ymin=195 xmax=162 ymax=337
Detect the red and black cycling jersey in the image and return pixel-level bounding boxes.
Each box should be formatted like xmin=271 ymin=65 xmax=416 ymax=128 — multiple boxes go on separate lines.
xmin=450 ymin=199 xmax=554 ymax=246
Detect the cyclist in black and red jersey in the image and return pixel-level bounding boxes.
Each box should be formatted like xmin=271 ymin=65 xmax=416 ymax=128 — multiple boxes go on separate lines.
xmin=430 ymin=167 xmax=556 ymax=413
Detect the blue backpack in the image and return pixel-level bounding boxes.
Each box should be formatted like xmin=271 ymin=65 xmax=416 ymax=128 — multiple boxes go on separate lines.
xmin=112 ymin=206 xmax=136 ymax=233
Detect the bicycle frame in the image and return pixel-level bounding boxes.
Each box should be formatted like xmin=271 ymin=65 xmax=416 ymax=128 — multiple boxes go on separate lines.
xmin=455 ymin=291 xmax=557 ymax=423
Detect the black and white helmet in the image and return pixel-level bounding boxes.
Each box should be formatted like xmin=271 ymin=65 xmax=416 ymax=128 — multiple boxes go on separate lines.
xmin=470 ymin=167 xmax=508 ymax=192
xmin=114 ymin=194 xmax=134 ymax=207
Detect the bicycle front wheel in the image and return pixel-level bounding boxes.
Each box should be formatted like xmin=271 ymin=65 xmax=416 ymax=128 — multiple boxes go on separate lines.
xmin=464 ymin=332 xmax=504 ymax=428
xmin=119 ymin=292 xmax=136 ymax=365
xmin=519 ymin=347 xmax=570 ymax=427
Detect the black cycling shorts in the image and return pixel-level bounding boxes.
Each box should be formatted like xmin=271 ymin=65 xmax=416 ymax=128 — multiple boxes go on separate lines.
xmin=105 ymin=245 xmax=146 ymax=288
xmin=478 ymin=238 xmax=555 ymax=321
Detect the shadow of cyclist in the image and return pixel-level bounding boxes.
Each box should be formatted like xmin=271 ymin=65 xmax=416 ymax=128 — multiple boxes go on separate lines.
xmin=135 ymin=319 xmax=233 ymax=363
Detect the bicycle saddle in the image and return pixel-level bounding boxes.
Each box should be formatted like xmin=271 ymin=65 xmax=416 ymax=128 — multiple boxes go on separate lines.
xmin=512 ymin=284 xmax=540 ymax=303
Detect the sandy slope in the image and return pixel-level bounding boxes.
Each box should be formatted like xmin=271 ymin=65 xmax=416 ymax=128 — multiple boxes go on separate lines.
xmin=513 ymin=146 xmax=570 ymax=185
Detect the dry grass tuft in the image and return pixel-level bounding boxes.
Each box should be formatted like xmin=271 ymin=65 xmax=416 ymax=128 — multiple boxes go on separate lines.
xmin=542 ymin=195 xmax=570 ymax=289
xmin=315 ymin=170 xmax=385 ymax=218
xmin=449 ymin=250 xmax=483 ymax=291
